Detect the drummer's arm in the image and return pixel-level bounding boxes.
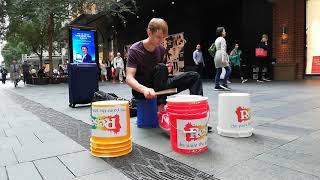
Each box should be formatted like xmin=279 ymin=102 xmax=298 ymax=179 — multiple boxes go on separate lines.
xmin=126 ymin=67 xmax=156 ymax=99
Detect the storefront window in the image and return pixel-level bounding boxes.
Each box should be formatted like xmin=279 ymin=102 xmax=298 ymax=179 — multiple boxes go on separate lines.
xmin=306 ymin=0 xmax=320 ymax=75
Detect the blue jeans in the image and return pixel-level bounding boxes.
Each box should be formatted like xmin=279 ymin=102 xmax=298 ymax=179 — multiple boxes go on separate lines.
xmin=215 ymin=66 xmax=232 ymax=86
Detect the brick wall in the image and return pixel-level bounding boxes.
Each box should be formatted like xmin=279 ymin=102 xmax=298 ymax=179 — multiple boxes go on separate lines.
xmin=273 ymin=0 xmax=306 ymax=79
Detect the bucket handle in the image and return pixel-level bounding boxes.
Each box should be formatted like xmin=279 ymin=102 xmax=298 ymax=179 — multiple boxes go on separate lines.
xmin=168 ymin=105 xmax=211 ymax=134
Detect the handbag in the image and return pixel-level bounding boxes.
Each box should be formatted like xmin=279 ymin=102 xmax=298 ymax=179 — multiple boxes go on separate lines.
xmin=208 ymin=43 xmax=217 ymax=57
xmin=255 ymin=48 xmax=267 ymax=57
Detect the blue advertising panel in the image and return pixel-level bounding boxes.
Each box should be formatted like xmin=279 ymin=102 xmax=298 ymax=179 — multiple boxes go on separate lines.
xmin=71 ymin=29 xmax=96 ymax=63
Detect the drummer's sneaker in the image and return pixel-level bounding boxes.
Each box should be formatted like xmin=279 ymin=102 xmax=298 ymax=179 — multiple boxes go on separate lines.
xmin=214 ymin=86 xmax=224 ymax=91
xmin=220 ymin=84 xmax=231 ymax=91
xmin=257 ymin=79 xmax=264 ymax=83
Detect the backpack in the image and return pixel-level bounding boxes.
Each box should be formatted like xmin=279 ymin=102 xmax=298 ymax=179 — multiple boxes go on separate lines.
xmin=208 ymin=43 xmax=217 ymax=57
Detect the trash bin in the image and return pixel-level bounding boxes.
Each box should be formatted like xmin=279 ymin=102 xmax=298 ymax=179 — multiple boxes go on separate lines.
xmin=217 ymin=93 xmax=253 ymax=138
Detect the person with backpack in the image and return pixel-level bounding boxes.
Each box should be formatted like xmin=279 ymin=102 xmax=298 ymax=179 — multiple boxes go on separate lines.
xmin=229 ymin=43 xmax=248 ymax=83
xmin=211 ymin=27 xmax=232 ymax=90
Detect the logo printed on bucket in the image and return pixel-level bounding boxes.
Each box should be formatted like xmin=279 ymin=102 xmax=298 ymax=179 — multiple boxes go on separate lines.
xmin=92 ymin=114 xmax=122 ymax=134
xmin=184 ymin=123 xmax=207 ymax=142
xmin=235 ymin=106 xmax=251 ymax=123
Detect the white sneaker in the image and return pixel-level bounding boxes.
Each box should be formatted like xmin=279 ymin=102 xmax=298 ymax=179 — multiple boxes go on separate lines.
xmin=241 ymin=79 xmax=248 ymax=83
xmin=220 ymin=84 xmax=231 ymax=91
xmin=227 ymin=80 xmax=232 ymax=84
xmin=262 ymin=78 xmax=271 ymax=82
xmin=257 ymin=80 xmax=264 ymax=83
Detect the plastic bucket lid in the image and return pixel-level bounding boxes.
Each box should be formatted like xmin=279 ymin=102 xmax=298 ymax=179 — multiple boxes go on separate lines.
xmin=167 ymin=95 xmax=208 ymax=104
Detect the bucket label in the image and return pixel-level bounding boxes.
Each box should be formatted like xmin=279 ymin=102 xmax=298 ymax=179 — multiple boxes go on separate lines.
xmin=177 ymin=118 xmax=208 ymax=150
xmin=236 ymin=106 xmax=251 ymax=123
xmin=91 ymin=105 xmax=127 ymax=137
xmin=230 ymin=106 xmax=252 ymax=129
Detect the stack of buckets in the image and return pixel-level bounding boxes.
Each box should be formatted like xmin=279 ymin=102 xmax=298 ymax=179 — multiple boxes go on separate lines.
xmin=90 ymin=101 xmax=132 ymax=157
xmin=165 ymin=95 xmax=210 ymax=154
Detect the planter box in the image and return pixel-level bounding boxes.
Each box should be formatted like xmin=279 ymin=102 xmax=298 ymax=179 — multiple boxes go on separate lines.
xmin=273 ymin=63 xmax=297 ymax=80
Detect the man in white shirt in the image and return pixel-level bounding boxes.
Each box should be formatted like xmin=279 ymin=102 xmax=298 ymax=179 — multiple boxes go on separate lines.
xmin=113 ymin=52 xmax=124 ymax=83
xmin=193 ymin=44 xmax=205 ymax=77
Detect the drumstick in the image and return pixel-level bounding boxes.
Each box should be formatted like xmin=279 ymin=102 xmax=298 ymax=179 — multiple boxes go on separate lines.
xmin=155 ymin=88 xmax=178 ymax=96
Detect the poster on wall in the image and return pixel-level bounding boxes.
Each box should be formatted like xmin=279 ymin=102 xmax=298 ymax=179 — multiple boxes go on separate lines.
xmin=162 ymin=32 xmax=186 ymax=75
xmin=311 ymin=56 xmax=320 ymax=74
xmin=69 ymin=28 xmax=97 ymax=63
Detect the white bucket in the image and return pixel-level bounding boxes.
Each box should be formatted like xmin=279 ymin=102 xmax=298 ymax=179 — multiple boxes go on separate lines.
xmin=217 ymin=93 xmax=253 ymax=138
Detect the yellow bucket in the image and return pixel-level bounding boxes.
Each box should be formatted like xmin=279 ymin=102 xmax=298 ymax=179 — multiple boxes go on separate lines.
xmin=90 ymin=147 xmax=133 ymax=158
xmin=90 ymin=101 xmax=132 ymax=157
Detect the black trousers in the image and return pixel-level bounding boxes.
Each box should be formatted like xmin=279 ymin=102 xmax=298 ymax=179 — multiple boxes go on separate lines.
xmin=1 ymin=75 xmax=6 ymax=84
xmin=152 ymin=64 xmax=203 ymax=104
xmin=257 ymin=58 xmax=270 ymax=80
xmin=23 ymin=73 xmax=29 ymax=84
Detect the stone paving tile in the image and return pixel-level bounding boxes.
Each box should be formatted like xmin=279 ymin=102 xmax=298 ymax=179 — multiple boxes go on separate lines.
xmin=58 ymin=151 xmax=112 ymax=177
xmin=251 ymin=116 xmax=278 ymax=126
xmin=0 ymin=121 xmax=10 ymax=129
xmin=73 ymin=168 xmax=130 ymax=180
xmin=15 ymin=133 xmax=43 ymax=146
xmin=0 ymin=149 xmax=18 ymax=166
xmin=34 ymin=157 xmax=75 ymax=180
xmin=253 ymin=128 xmax=299 ymax=142
xmin=279 ymin=131 xmax=320 ymax=156
xmin=0 ymin=167 xmax=7 ymax=180
xmin=216 ymin=159 xmax=320 ymax=180
xmin=13 ymin=140 xmax=86 ymax=163
xmin=34 ymin=130 xmax=75 ymax=143
xmin=0 ymin=136 xmax=21 ymax=150
xmin=270 ymin=110 xmax=320 ymax=131
xmin=130 ymin=126 xmax=164 ymax=142
xmin=255 ymin=148 xmax=320 ymax=177
xmin=4 ymin=125 xmax=56 ymax=137
xmin=133 ymin=132 xmax=172 ymax=154
xmin=6 ymin=162 xmax=43 ymax=180
xmin=0 ymin=129 xmax=6 ymax=137
xmin=255 ymin=123 xmax=315 ymax=137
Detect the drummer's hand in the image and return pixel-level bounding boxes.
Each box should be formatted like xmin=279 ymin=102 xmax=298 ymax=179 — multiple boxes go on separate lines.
xmin=143 ymin=88 xmax=156 ymax=99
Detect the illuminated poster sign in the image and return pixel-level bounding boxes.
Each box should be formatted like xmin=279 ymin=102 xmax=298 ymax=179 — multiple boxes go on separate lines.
xmin=70 ymin=29 xmax=97 ymax=63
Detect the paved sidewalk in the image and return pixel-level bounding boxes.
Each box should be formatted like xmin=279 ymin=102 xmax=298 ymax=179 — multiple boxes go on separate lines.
xmin=1 ymin=80 xmax=320 ymax=180
xmin=0 ymin=90 xmax=129 ymax=180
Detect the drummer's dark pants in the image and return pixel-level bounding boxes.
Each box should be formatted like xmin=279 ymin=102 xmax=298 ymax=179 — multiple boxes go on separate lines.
xmin=152 ymin=63 xmax=203 ymax=105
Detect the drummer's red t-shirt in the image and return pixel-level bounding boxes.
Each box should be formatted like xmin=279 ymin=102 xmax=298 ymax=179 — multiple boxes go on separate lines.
xmin=126 ymin=41 xmax=166 ymax=99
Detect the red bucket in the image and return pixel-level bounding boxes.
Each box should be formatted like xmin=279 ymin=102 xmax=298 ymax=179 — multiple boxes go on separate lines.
xmin=166 ymin=95 xmax=209 ymax=154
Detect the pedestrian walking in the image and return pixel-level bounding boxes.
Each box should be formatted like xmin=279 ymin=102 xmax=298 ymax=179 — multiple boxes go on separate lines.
xmin=229 ymin=43 xmax=248 ymax=83
xmin=213 ymin=27 xmax=232 ymax=90
xmin=1 ymin=67 xmax=8 ymax=84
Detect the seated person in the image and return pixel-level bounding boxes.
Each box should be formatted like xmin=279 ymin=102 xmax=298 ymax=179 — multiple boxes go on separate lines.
xmin=38 ymin=66 xmax=45 ymax=78
xmin=126 ymin=18 xmax=211 ymax=131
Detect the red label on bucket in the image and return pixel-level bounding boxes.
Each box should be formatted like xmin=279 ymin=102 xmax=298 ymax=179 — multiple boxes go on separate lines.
xmin=235 ymin=106 xmax=251 ymax=123
xmin=177 ymin=118 xmax=208 ymax=150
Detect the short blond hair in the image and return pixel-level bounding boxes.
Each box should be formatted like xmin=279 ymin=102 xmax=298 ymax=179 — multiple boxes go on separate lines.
xmin=147 ymin=18 xmax=168 ymax=36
